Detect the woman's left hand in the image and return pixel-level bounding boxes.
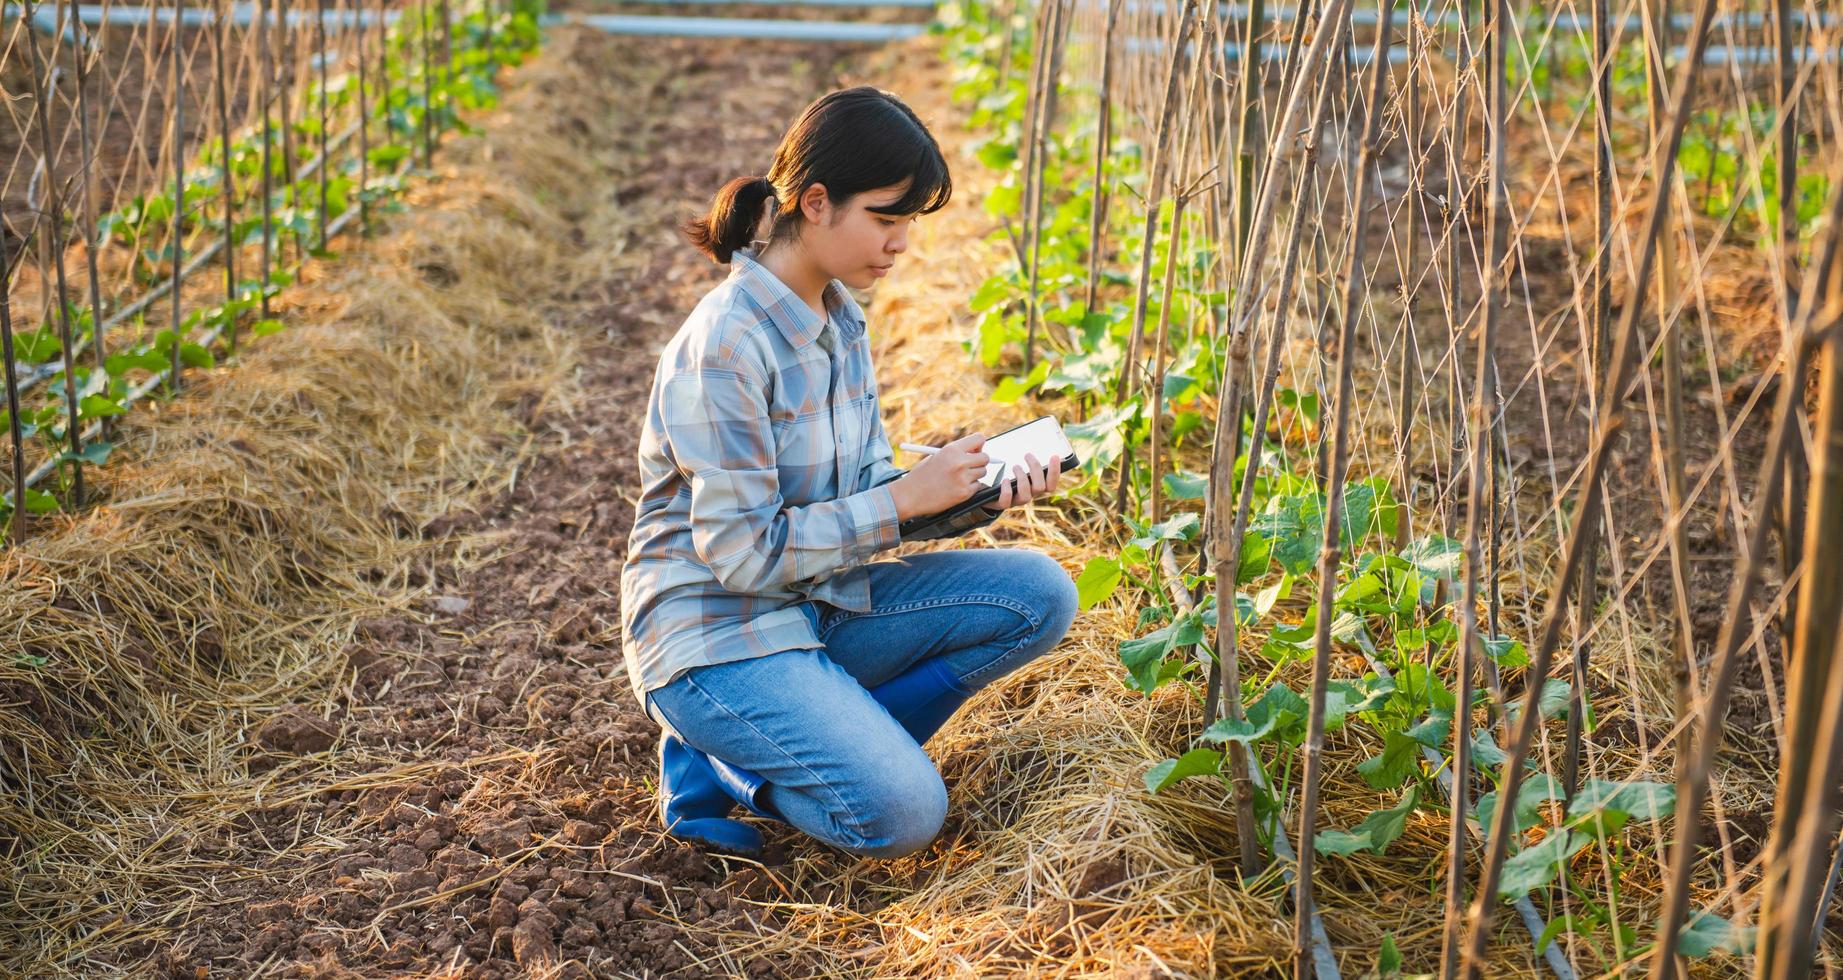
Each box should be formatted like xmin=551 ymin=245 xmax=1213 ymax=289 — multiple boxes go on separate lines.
xmin=981 ymin=453 xmax=1062 ymax=514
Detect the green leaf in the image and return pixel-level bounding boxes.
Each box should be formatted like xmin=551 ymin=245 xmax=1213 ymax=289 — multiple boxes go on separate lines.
xmin=1075 ymin=556 xmax=1123 ymax=610
xmin=23 ymin=488 xmax=60 ymax=513
xmin=1376 ymin=934 xmax=1403 ymax=976
xmin=974 ymin=309 xmax=1017 ymax=367
xmin=1250 ymin=491 xmax=1324 ymax=576
xmin=1477 ymin=774 xmax=1562 ymax=841
xmin=1203 ymin=683 xmax=1310 ymax=747
xmin=250 ymin=317 xmax=287 ymax=337
xmin=1199 ymin=707 xmax=1281 ymax=746
xmin=1144 ymin=747 xmax=1222 ymax=794
xmin=1118 ymin=613 xmax=1204 ymax=695
xmin=0 ymin=410 xmax=39 ymax=440
xmin=1311 ymin=826 xmax=1377 ymax=857
xmin=1358 ymin=730 xmax=1424 ymax=790
xmin=1162 ymin=469 xmax=1208 ymax=500
xmin=1324 ymin=675 xmax=1394 ymax=729
xmin=1535 ymin=913 xmax=1586 ymax=954
xmin=1506 ymin=678 xmax=1573 ymax=725
xmin=56 ymin=440 xmax=114 ymax=467
xmin=974 ymin=136 xmax=1017 ymax=170
xmin=1253 ymin=574 xmax=1292 ymax=620
xmin=1235 ymin=532 xmax=1272 ymax=584
xmin=1469 ymin=727 xmax=1509 ymax=769
xmin=1497 ymin=830 xmax=1591 ymax=899
xmin=79 ymin=394 xmax=127 ymax=419
xmin=1565 ymin=779 xmax=1676 ymax=827
xmin=1065 ymin=403 xmax=1132 ymax=473
xmin=1400 ymin=535 xmax=1463 ymax=605
xmin=1315 ymin=787 xmax=1421 ymax=857
xmin=983 ymin=178 xmax=1021 ymax=218
xmin=1131 ymin=511 xmax=1200 ymax=548
xmin=1676 ymin=909 xmax=1753 ymax=958
xmin=1481 ymin=635 xmax=1528 ymax=668
xmin=14 ymin=326 xmax=63 ymax=363
xmin=179 ymin=342 xmax=216 ymax=370
xmin=106 ymin=349 xmax=173 ymax=376
xmin=991 ymin=360 xmax=1050 ymax=403
xmin=969 ymin=274 xmax=1014 ymax=313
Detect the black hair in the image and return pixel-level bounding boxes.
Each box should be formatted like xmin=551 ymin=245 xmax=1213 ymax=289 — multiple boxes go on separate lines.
xmin=682 ymin=87 xmax=953 ymax=264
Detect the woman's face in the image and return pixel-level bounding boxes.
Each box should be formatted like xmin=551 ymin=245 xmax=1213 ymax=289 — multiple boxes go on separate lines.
xmin=795 ymin=180 xmax=919 ymax=291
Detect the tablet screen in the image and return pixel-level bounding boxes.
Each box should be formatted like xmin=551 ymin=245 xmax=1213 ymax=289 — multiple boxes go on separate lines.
xmin=979 ymin=416 xmax=1075 ymax=487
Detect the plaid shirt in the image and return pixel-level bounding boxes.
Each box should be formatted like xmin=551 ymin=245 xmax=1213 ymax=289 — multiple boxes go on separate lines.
xmin=619 ymin=247 xmax=997 ymax=705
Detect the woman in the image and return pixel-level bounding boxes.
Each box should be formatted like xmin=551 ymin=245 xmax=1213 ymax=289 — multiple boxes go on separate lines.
xmin=619 ymin=87 xmax=1079 ymax=860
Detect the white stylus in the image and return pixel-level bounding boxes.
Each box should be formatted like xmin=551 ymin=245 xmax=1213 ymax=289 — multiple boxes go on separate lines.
xmin=902 ymin=442 xmax=1019 ymax=487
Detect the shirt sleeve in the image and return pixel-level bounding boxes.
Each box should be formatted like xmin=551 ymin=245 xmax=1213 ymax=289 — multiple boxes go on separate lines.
xmin=661 ymin=357 xmax=900 ymax=596
xmin=853 ymin=391 xmax=1004 ymax=541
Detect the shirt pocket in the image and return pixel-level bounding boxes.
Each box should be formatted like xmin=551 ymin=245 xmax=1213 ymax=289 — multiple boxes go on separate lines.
xmin=771 ymin=408 xmax=834 ymax=507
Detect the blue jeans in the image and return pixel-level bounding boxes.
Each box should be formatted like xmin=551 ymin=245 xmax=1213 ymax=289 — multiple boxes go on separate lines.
xmin=644 ymin=547 xmax=1078 ymax=858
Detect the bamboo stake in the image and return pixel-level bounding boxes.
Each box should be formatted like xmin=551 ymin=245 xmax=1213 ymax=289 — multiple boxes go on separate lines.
xmin=25 ymin=0 xmax=87 ymax=506
xmin=1207 ymin=0 xmax=1350 ymax=884
xmin=1562 ymin=0 xmax=1617 ymax=801
xmin=1231 ymin=0 xmax=1266 ymax=270
xmin=357 ymin=0 xmax=372 ymax=236
xmin=316 ymin=0 xmax=331 ymax=251
xmin=1441 ymin=0 xmax=1508 ymax=969
xmin=1111 ymin=0 xmax=1198 ymax=517
xmin=258 ymin=0 xmax=276 ymax=322
xmin=1082 ymin=0 xmax=1123 ymax=319
xmin=64 ymin=0 xmax=107 ymax=431
xmin=214 ymin=0 xmax=238 ymax=353
xmin=1024 ymin=0 xmax=1071 ymax=376
xmin=1393 ymin=6 xmax=1425 ymax=556
xmin=1757 ymin=182 xmax=1843 ymax=980
xmin=1772 ymin=0 xmax=1807 ymax=652
xmin=1 ymin=220 xmax=27 ymax=542
xmin=1765 ymin=625 xmax=1843 ymax=980
xmin=166 ymin=0 xmax=185 ymax=396
xmin=1294 ymin=6 xmax=1384 ymax=975
xmin=1148 ymin=192 xmax=1188 ymax=528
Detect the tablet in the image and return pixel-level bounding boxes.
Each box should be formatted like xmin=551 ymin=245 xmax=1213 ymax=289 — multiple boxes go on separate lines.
xmin=895 ymin=415 xmax=1082 ymax=541
xmin=977 ymin=415 xmax=1079 ymax=489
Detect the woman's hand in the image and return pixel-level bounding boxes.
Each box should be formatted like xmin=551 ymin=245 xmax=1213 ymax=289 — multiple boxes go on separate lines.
xmin=888 ymin=432 xmax=991 ymax=521
xmin=981 ymin=453 xmax=1062 ymax=514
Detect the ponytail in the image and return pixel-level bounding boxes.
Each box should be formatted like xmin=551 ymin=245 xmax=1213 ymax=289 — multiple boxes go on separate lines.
xmin=684 ymin=88 xmax=951 ymax=266
xmin=683 ymin=175 xmax=778 ymax=264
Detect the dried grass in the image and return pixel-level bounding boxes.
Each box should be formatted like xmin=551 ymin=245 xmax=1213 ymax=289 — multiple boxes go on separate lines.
xmin=0 ymin=27 xmax=630 ymax=975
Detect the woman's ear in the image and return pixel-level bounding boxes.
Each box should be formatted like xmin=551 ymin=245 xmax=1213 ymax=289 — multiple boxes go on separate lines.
xmin=798 ymin=182 xmax=832 ymax=225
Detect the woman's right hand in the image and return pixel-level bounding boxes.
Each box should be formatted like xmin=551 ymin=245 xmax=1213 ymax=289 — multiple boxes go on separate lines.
xmin=888 ymin=432 xmax=990 ymax=521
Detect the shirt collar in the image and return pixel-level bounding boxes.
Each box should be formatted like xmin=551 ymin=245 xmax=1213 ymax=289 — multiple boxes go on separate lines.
xmin=729 ymin=246 xmax=866 ymax=350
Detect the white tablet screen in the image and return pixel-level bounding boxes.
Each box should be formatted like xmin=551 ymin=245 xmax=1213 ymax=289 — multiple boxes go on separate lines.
xmin=980 ymin=416 xmax=1075 ymax=486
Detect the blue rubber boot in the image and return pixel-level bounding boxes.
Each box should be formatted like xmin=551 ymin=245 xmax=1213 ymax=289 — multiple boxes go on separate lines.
xmin=657 ymin=733 xmax=765 ymax=857
xmin=697 ymin=656 xmax=977 ymax=825
xmin=866 ymin=656 xmax=978 ymax=746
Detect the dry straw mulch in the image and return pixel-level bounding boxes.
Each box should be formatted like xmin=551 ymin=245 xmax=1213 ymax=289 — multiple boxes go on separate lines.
xmin=0 ymin=26 xmax=626 ymax=975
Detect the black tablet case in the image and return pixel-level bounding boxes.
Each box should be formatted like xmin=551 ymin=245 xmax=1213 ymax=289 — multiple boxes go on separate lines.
xmin=894 ymin=416 xmax=1080 ymax=540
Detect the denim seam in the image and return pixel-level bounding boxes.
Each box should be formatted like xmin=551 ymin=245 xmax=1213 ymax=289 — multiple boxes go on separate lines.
xmin=681 ymin=671 xmax=877 ymax=843
xmin=817 ymin=593 xmax=1041 ymax=643
xmin=955 ymin=624 xmax=1052 ymax=691
xmin=820 ymin=594 xmax=1045 ymax=690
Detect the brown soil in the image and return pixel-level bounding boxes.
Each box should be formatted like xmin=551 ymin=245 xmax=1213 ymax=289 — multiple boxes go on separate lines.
xmin=99 ymin=29 xmax=901 ymax=980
